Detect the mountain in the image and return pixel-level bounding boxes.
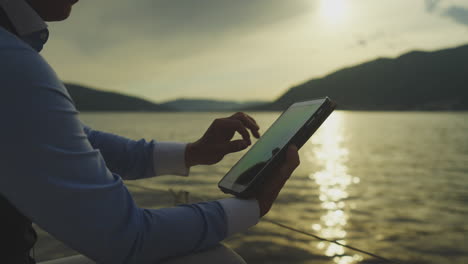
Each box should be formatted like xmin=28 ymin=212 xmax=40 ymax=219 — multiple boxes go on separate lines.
xmin=65 ymin=44 xmax=468 ymax=112
xmin=65 ymin=84 xmax=265 ymax=112
xmin=160 ymin=98 xmax=266 ymax=111
xmin=258 ymin=44 xmax=468 ymax=111
xmin=65 ymin=83 xmax=172 ymax=111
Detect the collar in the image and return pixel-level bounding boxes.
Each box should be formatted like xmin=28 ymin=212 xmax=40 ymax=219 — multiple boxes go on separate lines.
xmin=0 ymin=0 xmax=48 ymax=51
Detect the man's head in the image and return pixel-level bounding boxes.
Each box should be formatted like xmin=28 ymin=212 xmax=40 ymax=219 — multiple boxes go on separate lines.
xmin=26 ymin=0 xmax=78 ymax=21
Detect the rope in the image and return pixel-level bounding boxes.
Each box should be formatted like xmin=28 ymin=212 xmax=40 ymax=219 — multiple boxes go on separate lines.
xmin=262 ymin=218 xmax=408 ymax=264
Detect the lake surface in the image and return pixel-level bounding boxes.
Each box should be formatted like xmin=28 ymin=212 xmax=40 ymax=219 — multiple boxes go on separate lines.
xmin=36 ymin=111 xmax=468 ymax=264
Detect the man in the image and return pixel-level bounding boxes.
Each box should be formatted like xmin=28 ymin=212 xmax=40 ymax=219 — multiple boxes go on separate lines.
xmin=0 ymin=0 xmax=300 ymax=263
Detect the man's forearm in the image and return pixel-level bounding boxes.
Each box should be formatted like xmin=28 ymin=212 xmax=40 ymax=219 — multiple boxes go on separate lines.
xmin=83 ymin=125 xmax=155 ymax=180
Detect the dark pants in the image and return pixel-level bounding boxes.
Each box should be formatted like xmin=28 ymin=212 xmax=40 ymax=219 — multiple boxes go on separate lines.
xmin=38 ymin=244 xmax=246 ymax=264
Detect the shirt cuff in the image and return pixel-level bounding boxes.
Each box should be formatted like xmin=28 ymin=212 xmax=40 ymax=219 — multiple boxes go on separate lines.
xmin=153 ymin=142 xmax=190 ymax=177
xmin=218 ymin=198 xmax=260 ymax=237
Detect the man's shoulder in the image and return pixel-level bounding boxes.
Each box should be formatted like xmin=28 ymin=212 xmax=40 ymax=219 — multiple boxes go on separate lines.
xmin=0 ymin=28 xmax=50 ymax=80
xmin=0 ymin=27 xmax=49 ymax=68
xmin=0 ymin=28 xmax=73 ymax=116
xmin=0 ymin=27 xmax=33 ymax=52
xmin=0 ymin=28 xmax=69 ymax=97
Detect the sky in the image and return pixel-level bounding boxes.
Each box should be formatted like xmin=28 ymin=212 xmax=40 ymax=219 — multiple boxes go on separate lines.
xmin=41 ymin=0 xmax=468 ymax=103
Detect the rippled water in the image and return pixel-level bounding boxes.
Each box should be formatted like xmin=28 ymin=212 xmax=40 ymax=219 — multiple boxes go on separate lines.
xmin=37 ymin=111 xmax=468 ymax=263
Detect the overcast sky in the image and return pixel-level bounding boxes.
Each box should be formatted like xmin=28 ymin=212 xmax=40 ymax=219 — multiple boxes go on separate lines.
xmin=41 ymin=0 xmax=468 ymax=102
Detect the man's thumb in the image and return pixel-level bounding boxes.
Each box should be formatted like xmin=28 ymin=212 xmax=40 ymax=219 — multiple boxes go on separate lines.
xmin=283 ymin=145 xmax=300 ymax=173
xmin=221 ymin=140 xmax=249 ymax=154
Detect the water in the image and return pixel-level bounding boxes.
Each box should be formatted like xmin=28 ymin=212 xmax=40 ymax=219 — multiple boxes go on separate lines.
xmin=36 ymin=111 xmax=468 ymax=263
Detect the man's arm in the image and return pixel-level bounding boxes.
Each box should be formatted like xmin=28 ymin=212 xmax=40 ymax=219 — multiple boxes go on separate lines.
xmin=82 ymin=126 xmax=189 ymax=180
xmin=81 ymin=97 xmax=263 ymax=181
xmin=0 ymin=44 xmax=259 ymax=263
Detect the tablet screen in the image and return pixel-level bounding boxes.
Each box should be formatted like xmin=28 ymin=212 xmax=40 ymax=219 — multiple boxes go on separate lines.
xmin=221 ymin=100 xmax=323 ymax=189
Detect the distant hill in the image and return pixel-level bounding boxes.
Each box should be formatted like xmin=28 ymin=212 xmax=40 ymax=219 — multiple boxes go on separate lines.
xmin=65 ymin=44 xmax=468 ymax=112
xmin=64 ymin=84 xmax=264 ymax=112
xmin=161 ymin=98 xmax=266 ymax=111
xmin=257 ymin=44 xmax=468 ymax=111
xmin=65 ymin=83 xmax=172 ymax=111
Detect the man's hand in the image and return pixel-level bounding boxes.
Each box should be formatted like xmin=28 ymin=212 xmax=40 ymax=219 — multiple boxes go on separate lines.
xmin=185 ymin=112 xmax=261 ymax=167
xmin=256 ymin=144 xmax=300 ymax=217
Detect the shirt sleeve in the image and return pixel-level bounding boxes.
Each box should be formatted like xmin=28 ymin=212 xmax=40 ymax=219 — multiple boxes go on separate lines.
xmin=82 ymin=126 xmax=190 ymax=179
xmin=0 ymin=46 xmax=230 ymax=263
xmin=153 ymin=141 xmax=190 ymax=176
xmin=218 ymin=198 xmax=260 ymax=236
xmin=82 ymin=126 xmax=156 ymax=180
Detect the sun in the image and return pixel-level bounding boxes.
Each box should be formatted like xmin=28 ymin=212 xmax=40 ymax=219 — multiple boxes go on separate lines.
xmin=320 ymin=0 xmax=348 ymax=24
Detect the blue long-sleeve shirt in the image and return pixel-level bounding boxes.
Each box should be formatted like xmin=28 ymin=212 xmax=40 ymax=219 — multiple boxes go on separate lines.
xmin=0 ymin=25 xmax=259 ymax=264
xmin=82 ymin=125 xmax=157 ymax=180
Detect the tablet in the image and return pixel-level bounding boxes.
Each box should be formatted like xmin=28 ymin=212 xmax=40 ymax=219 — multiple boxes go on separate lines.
xmin=218 ymin=97 xmax=336 ymax=198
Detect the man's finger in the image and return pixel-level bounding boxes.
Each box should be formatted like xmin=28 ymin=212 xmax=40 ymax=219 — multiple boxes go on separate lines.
xmin=278 ymin=145 xmax=300 ymax=177
xmin=245 ymin=114 xmax=260 ymax=132
xmin=285 ymin=145 xmax=300 ymax=173
xmin=286 ymin=145 xmax=301 ymax=169
xmin=230 ymin=112 xmax=260 ymax=138
xmin=231 ymin=112 xmax=259 ymax=132
xmin=269 ymin=173 xmax=289 ymax=195
xmin=245 ymin=114 xmax=259 ymax=125
xmin=220 ymin=139 xmax=249 ymax=154
xmin=218 ymin=118 xmax=251 ymax=144
xmin=247 ymin=115 xmax=261 ymax=138
xmin=241 ymin=113 xmax=260 ymax=129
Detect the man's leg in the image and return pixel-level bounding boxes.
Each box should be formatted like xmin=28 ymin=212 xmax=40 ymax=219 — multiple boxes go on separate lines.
xmin=161 ymin=244 xmax=246 ymax=264
xmin=37 ymin=244 xmax=246 ymax=264
xmin=37 ymin=255 xmax=94 ymax=264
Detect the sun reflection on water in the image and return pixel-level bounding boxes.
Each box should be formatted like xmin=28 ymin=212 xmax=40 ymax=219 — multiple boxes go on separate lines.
xmin=308 ymin=113 xmax=362 ymax=264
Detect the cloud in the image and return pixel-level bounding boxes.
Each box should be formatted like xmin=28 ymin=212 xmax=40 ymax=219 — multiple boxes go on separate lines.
xmin=50 ymin=0 xmax=313 ymax=56
xmin=443 ymin=5 xmax=468 ymax=26
xmin=42 ymin=0 xmax=317 ymax=100
xmin=422 ymin=0 xmax=468 ymax=26
xmin=40 ymin=0 xmax=467 ymax=102
xmin=424 ymin=0 xmax=441 ymax=12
